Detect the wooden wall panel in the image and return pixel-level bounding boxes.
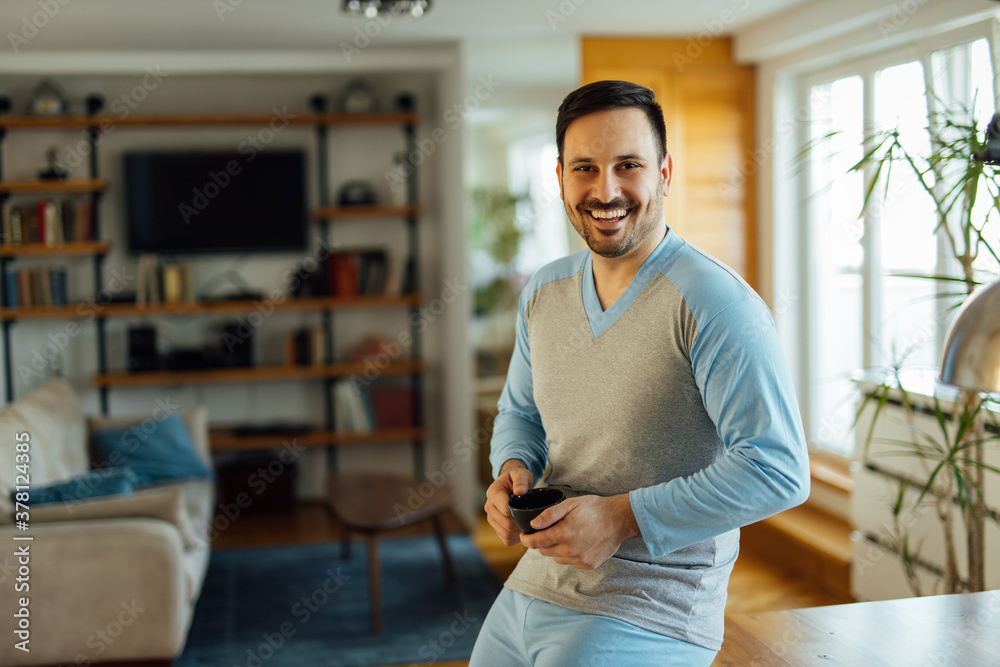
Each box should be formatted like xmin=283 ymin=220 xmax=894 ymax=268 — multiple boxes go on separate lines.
xmin=582 ymin=37 xmax=756 ymax=287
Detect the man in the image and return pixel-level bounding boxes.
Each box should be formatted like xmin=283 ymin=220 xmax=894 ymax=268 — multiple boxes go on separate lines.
xmin=469 ymin=80 xmax=810 ymax=666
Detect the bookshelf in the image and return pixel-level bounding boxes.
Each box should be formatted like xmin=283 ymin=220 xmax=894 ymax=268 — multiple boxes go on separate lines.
xmin=0 ymin=95 xmax=427 ymax=473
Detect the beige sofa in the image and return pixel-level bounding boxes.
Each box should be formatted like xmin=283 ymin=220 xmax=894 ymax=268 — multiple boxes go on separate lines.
xmin=0 ymin=378 xmax=214 ymax=666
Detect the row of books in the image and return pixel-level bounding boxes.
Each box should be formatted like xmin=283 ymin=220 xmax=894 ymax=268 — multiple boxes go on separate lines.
xmin=4 ymin=267 xmax=69 ymax=308
xmin=317 ymin=249 xmax=415 ymax=297
xmin=332 ymin=380 xmax=414 ymax=433
xmin=1 ymin=199 xmax=95 ymax=245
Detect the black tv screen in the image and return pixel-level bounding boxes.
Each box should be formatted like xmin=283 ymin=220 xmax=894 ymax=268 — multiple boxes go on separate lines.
xmin=123 ymin=150 xmax=307 ymax=254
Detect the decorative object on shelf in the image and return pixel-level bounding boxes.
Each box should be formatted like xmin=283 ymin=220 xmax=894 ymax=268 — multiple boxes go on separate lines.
xmin=127 ymin=326 xmax=160 ymax=373
xmin=337 ymin=180 xmax=377 ymax=206
xmin=341 ymin=0 xmax=430 ymax=19
xmin=390 ymin=153 xmax=410 ymax=206
xmin=394 ymin=92 xmax=415 ymax=113
xmin=38 ymin=147 xmax=68 ymax=181
xmin=218 ymin=321 xmax=254 ymax=368
xmin=28 ymin=79 xmax=69 ymax=115
xmin=135 ymin=253 xmax=161 ymax=305
xmin=339 ymin=79 xmax=378 ymax=114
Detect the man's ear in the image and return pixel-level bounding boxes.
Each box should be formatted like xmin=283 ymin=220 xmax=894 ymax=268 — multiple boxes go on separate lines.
xmin=555 ymin=158 xmax=564 ymax=200
xmin=662 ymin=152 xmax=673 ymax=197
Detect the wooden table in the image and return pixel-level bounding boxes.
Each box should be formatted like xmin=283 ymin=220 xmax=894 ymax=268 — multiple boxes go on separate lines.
xmin=326 ymin=473 xmax=456 ymax=634
xmin=715 ymin=590 xmax=1000 ymax=666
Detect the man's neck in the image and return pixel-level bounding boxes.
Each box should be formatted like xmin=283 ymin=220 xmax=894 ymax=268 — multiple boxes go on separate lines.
xmin=591 ymin=226 xmax=667 ymax=311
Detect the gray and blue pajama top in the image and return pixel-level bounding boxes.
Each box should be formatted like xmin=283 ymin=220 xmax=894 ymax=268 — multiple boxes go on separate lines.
xmin=489 ymin=228 xmax=810 ymax=651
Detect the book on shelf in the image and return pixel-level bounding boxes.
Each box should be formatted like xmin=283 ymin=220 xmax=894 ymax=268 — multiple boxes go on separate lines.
xmin=323 ymin=248 xmax=396 ymax=297
xmin=285 ymin=325 xmax=327 ymax=366
xmin=369 ymin=386 xmax=415 ymax=429
xmin=3 ymin=266 xmax=68 ymax=308
xmin=331 ymin=379 xmax=376 ymax=433
xmin=0 ymin=198 xmax=94 ymax=246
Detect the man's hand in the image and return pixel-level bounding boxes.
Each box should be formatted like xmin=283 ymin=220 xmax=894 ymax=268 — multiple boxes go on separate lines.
xmin=484 ymin=459 xmax=535 ymax=547
xmin=519 ymin=494 xmax=640 ymax=570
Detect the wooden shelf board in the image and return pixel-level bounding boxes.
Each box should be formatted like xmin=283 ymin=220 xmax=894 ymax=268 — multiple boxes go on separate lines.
xmin=0 ymin=112 xmax=418 ymax=129
xmin=0 ymin=241 xmax=109 ymax=258
xmin=209 ymin=427 xmax=426 ymax=451
xmin=93 ymin=360 xmax=425 ymax=387
xmin=0 ymin=293 xmax=421 ymax=321
xmin=0 ymin=179 xmax=107 ymax=193
xmin=100 ymin=293 xmax=422 ymax=317
xmin=0 ymin=304 xmax=81 ymax=320
xmin=314 ymin=205 xmax=421 ymax=219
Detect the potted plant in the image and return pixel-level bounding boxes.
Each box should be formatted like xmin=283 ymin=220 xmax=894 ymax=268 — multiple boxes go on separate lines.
xmin=849 ymin=102 xmax=1000 ymax=595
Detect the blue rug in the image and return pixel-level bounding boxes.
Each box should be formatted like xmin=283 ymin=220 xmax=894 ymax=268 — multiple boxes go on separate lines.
xmin=177 ymin=535 xmax=501 ymax=666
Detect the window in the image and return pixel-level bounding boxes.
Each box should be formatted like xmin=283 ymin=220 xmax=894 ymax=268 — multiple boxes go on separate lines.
xmin=801 ymin=36 xmax=997 ymax=456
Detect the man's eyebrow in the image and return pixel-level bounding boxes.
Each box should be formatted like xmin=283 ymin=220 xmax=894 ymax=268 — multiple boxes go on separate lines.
xmin=567 ymin=154 xmax=648 ymax=165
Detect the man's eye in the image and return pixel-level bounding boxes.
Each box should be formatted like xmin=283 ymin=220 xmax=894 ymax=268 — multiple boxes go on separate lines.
xmin=574 ymin=165 xmax=594 ymax=172
xmin=621 ymin=162 xmax=640 ymax=170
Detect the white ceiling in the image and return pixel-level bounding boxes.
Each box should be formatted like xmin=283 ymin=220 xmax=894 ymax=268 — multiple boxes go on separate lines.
xmin=0 ymin=0 xmax=817 ymax=128
xmin=0 ymin=0 xmax=812 ymax=53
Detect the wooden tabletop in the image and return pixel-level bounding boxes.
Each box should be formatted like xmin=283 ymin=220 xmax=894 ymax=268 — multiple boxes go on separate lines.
xmin=715 ymin=590 xmax=1000 ymax=666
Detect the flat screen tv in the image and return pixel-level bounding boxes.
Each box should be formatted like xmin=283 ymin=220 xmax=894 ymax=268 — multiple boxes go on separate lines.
xmin=123 ymin=150 xmax=307 ymax=254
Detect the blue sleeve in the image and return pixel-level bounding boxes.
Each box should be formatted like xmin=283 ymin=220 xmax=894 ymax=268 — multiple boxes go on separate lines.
xmin=629 ymin=297 xmax=810 ymax=558
xmin=488 ymin=286 xmax=549 ymax=481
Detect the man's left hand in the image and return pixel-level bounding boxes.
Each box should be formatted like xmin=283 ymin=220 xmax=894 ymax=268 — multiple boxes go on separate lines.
xmin=520 ymin=494 xmax=640 ymax=570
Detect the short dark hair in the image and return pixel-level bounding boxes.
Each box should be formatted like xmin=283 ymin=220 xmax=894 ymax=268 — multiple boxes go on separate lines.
xmin=555 ymin=80 xmax=667 ymax=165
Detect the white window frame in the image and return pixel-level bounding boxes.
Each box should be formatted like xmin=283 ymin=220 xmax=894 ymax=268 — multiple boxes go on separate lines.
xmin=786 ymin=19 xmax=1000 ymax=459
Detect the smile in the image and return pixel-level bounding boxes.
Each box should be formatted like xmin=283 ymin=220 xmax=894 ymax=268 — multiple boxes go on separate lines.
xmin=588 ymin=208 xmax=629 ymax=222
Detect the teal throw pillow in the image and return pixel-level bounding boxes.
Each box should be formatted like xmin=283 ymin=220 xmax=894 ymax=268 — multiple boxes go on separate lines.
xmin=15 ymin=466 xmax=137 ymax=506
xmin=92 ymin=412 xmax=213 ymax=486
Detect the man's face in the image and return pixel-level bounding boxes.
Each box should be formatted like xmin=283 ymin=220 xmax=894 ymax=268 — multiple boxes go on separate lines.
xmin=556 ymin=107 xmax=672 ymax=260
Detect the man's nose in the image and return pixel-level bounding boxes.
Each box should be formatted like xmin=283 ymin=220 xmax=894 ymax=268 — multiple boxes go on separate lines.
xmin=593 ymin=169 xmax=623 ymax=202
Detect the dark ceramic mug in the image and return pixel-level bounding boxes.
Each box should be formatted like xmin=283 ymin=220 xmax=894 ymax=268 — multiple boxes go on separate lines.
xmin=508 ymin=488 xmax=565 ymax=534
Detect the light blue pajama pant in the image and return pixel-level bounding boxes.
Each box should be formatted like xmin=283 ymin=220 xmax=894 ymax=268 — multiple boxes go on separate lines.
xmin=469 ymin=588 xmax=718 ymax=667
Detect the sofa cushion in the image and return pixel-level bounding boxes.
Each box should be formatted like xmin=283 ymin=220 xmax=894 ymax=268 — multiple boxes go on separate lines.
xmin=21 ymin=466 xmax=138 ymax=506
xmin=92 ymin=412 xmax=213 ymax=486
xmin=30 ymin=484 xmax=201 ymax=549
xmin=88 ymin=405 xmax=212 ymax=470
xmin=0 ymin=379 xmax=88 ymax=523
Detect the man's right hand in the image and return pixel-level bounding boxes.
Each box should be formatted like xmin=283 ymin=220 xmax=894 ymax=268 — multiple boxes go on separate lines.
xmin=484 ymin=459 xmax=535 ymax=547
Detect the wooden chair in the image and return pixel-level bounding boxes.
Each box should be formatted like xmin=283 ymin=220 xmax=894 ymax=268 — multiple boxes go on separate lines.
xmin=326 ymin=472 xmax=456 ymax=633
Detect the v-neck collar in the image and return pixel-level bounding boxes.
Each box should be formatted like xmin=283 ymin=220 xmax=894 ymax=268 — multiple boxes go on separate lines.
xmin=581 ymin=229 xmax=677 ymax=339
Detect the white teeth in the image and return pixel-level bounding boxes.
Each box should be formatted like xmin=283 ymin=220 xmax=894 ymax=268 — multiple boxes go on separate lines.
xmin=590 ymin=209 xmax=627 ymax=219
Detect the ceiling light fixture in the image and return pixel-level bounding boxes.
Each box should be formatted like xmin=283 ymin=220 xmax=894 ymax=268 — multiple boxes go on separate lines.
xmin=342 ymin=0 xmax=431 ymax=19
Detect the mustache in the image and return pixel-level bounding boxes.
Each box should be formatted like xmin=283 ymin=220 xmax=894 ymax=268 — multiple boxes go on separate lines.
xmin=578 ymin=197 xmax=637 ymax=212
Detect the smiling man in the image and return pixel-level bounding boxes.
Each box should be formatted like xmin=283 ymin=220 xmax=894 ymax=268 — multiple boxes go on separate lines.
xmin=469 ymin=80 xmax=810 ymax=666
